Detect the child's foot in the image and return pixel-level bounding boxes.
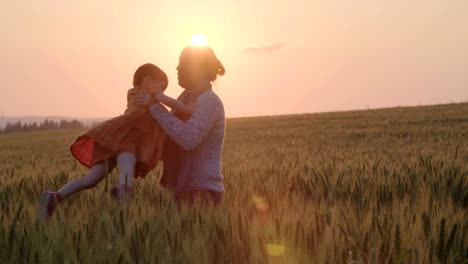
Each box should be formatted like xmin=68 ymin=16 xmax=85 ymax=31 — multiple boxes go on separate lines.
xmin=38 ymin=191 xmax=63 ymax=221
xmin=110 ymin=184 xmax=133 ymax=201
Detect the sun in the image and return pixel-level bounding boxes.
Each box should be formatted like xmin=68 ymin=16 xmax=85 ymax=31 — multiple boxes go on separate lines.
xmin=189 ymin=34 xmax=208 ymax=46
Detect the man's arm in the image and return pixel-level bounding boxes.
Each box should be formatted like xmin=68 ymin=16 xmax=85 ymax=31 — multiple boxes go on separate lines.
xmin=148 ymin=93 xmax=218 ymax=151
xmin=154 ymin=92 xmax=195 ymax=115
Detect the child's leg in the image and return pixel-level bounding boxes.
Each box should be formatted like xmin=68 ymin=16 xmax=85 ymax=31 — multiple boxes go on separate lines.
xmin=116 ymin=152 xmax=136 ymax=187
xmin=58 ymin=160 xmax=116 ymax=198
xmin=39 ymin=159 xmax=116 ymax=220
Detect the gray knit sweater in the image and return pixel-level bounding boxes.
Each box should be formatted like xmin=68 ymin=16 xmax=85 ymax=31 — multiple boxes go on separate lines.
xmin=148 ymin=89 xmax=225 ymax=193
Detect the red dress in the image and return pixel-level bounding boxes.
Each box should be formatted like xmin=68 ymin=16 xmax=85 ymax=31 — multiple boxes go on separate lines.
xmin=70 ymin=88 xmax=166 ymax=178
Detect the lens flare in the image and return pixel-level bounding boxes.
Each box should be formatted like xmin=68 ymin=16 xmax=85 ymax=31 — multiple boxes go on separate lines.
xmin=189 ymin=34 xmax=208 ymax=46
xmin=252 ymin=194 xmax=269 ymax=212
xmin=267 ymin=243 xmax=286 ymax=256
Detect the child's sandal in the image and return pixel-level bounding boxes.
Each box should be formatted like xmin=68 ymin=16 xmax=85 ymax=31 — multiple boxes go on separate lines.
xmin=38 ymin=191 xmax=63 ymax=221
xmin=110 ymin=184 xmax=133 ymax=201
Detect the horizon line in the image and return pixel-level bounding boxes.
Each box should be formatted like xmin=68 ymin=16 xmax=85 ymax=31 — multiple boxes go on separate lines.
xmin=1 ymin=101 xmax=467 ymax=122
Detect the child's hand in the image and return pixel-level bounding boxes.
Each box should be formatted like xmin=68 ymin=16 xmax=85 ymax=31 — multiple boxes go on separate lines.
xmin=153 ymin=91 xmax=164 ymax=102
xmin=146 ymin=81 xmax=165 ymax=95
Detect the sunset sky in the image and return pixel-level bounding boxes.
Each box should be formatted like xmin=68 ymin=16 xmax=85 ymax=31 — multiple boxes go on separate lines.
xmin=1 ymin=1 xmax=467 ymax=118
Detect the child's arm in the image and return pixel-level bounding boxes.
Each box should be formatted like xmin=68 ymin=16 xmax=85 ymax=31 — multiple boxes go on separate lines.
xmin=153 ymin=92 xmax=195 ymax=115
xmin=126 ymin=88 xmax=138 ymax=107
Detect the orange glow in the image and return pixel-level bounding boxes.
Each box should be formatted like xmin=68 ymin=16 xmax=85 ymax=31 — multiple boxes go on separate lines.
xmin=1 ymin=1 xmax=467 ymax=118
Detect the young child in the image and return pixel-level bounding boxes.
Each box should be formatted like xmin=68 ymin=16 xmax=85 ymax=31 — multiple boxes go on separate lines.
xmin=38 ymin=63 xmax=194 ymax=220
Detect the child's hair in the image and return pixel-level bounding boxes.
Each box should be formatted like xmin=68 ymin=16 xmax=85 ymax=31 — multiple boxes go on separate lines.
xmin=133 ymin=63 xmax=168 ymax=90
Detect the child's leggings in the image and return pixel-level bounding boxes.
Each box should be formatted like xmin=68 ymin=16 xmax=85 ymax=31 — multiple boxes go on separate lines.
xmin=58 ymin=152 xmax=136 ymax=199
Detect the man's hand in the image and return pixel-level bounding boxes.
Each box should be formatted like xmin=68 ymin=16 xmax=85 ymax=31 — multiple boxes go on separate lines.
xmin=132 ymin=92 xmax=152 ymax=106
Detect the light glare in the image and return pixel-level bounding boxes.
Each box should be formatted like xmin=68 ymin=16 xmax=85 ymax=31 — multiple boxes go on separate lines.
xmin=189 ymin=34 xmax=208 ymax=46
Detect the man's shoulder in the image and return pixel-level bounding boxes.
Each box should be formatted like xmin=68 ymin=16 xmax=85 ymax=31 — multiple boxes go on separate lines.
xmin=198 ymin=90 xmax=222 ymax=106
xmin=198 ymin=91 xmax=225 ymax=119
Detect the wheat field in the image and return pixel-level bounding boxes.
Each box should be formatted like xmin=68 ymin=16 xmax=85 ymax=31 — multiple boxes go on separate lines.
xmin=0 ymin=103 xmax=467 ymax=263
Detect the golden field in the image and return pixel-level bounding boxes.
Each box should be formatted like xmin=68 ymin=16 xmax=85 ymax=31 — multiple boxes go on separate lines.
xmin=0 ymin=103 xmax=467 ymax=263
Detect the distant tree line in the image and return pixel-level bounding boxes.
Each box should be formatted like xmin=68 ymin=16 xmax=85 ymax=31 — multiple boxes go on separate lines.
xmin=1 ymin=119 xmax=85 ymax=133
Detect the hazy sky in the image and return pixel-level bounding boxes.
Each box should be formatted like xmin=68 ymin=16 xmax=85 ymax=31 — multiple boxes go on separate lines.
xmin=1 ymin=1 xmax=467 ymax=118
